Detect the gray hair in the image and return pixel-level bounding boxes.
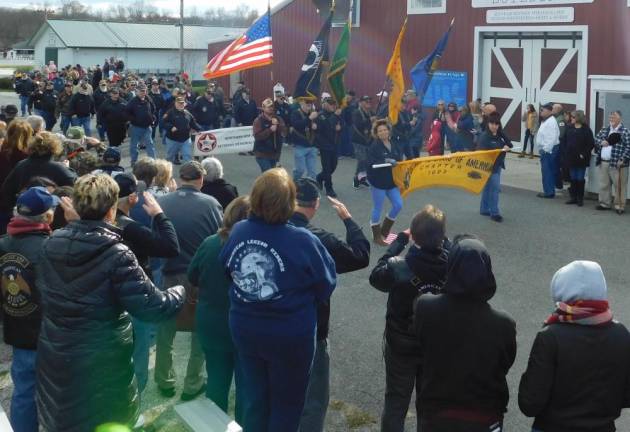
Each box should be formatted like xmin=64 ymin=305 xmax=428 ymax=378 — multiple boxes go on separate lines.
xmin=25 ymin=115 xmax=45 ymax=133
xmin=12 ymin=209 xmax=54 ymax=224
xmin=201 ymin=157 xmax=223 ymax=182
xmin=613 ymin=110 xmax=623 ymax=118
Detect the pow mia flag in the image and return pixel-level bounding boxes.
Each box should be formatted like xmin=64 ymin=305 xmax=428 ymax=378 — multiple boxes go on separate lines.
xmin=294 ymin=10 xmax=333 ymax=102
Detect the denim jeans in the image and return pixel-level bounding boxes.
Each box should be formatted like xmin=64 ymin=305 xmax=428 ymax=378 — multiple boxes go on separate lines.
xmin=60 ymin=115 xmax=72 ymax=135
xmin=71 ymin=115 xmax=92 ymax=136
xmin=132 ymin=318 xmax=155 ymax=394
xmin=540 ymin=146 xmax=559 ymax=197
xmin=255 ymin=157 xmax=278 ymax=173
xmin=34 ymin=109 xmax=56 ymax=131
xmin=480 ymin=171 xmax=502 ymax=217
xmin=165 ymin=137 xmax=192 ymax=163
xmin=19 ymin=95 xmax=29 ymax=116
xmin=299 ymin=339 xmax=330 ymax=432
xmin=96 ymin=123 xmax=106 ymax=141
xmin=10 ymin=348 xmax=38 ymax=432
xmin=523 ymin=129 xmax=535 ymax=153
xmin=293 ymin=146 xmax=318 ymax=180
xmin=370 ymin=186 xmax=404 ymax=225
xmin=569 ymin=167 xmax=587 ymax=181
xmin=129 ymin=125 xmax=156 ymax=164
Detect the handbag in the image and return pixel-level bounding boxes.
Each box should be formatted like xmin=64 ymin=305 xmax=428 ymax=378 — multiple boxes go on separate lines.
xmin=175 ymin=284 xmax=198 ymax=332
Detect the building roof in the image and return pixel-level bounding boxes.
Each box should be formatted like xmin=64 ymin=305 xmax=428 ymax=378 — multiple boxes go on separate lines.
xmin=12 ymin=40 xmax=33 ymax=50
xmin=29 ymin=19 xmax=245 ymax=50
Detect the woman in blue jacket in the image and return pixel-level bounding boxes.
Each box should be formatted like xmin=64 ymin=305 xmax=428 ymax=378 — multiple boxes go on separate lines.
xmin=219 ymin=168 xmax=336 ymax=432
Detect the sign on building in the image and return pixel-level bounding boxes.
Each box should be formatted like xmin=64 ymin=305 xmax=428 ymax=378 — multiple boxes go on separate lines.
xmin=486 ymin=7 xmax=575 ymax=23
xmin=423 ymin=71 xmax=468 ymax=109
xmin=472 ymin=0 xmax=592 ymax=7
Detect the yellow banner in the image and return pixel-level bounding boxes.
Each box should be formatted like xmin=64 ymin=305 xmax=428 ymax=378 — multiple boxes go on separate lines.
xmin=392 ymin=150 xmax=503 ymax=197
xmin=385 ymin=18 xmax=407 ymax=125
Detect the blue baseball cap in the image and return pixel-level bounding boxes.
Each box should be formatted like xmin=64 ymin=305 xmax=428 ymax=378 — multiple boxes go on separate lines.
xmin=16 ymin=187 xmax=60 ymax=216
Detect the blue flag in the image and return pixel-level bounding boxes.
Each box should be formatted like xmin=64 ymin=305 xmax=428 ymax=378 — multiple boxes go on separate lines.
xmin=410 ymin=19 xmax=454 ymax=105
xmin=294 ymin=11 xmax=333 ymax=101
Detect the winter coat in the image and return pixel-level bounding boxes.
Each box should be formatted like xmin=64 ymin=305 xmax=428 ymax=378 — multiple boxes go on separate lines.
xmin=314 ymin=110 xmax=343 ymax=151
xmin=252 ymin=114 xmax=286 ymax=159
xmin=351 ymin=107 xmax=373 ymax=146
xmin=36 ymin=220 xmax=185 ymax=432
xmin=519 ymin=321 xmax=630 ymax=432
xmin=565 ymin=125 xmax=594 ymax=168
xmin=290 ymin=108 xmax=316 ymax=148
xmin=30 ymin=89 xmax=58 ymax=114
xmin=366 ymin=139 xmax=403 ymax=190
xmin=98 ymin=98 xmax=128 ymax=128
xmin=126 ymin=96 xmax=156 ymax=128
xmin=0 ymin=149 xmax=28 ymax=213
xmin=163 ymin=108 xmax=201 ymax=142
xmin=69 ymin=93 xmax=95 ymax=118
xmin=192 ymin=96 xmax=221 ymax=128
xmin=15 ymin=78 xmax=35 ymax=97
xmin=56 ymin=91 xmax=74 ymax=117
xmin=93 ymin=88 xmax=109 ymax=111
xmin=477 ymin=130 xmax=513 ymax=173
xmin=234 ymin=99 xmax=259 ymax=126
xmin=456 ymin=113 xmax=475 ymax=151
xmin=200 ymin=179 xmax=239 ymax=210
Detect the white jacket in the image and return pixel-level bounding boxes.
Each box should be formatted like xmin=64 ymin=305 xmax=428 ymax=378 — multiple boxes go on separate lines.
xmin=535 ymin=116 xmax=560 ymax=153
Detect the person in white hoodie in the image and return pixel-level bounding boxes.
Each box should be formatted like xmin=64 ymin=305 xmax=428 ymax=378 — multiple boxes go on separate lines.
xmin=519 ymin=261 xmax=630 ymax=432
xmin=536 ymin=103 xmax=560 ymax=198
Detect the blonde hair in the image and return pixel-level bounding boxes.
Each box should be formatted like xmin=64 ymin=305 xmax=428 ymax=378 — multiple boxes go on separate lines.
xmin=218 ymin=196 xmax=250 ymax=241
xmin=249 ymin=168 xmax=295 ymax=224
xmin=28 ymin=131 xmax=63 ymax=157
xmin=371 ymin=119 xmax=391 ymax=140
xmin=469 ymin=100 xmax=482 ymax=115
xmin=153 ymin=159 xmax=173 ymax=188
xmin=3 ymin=120 xmax=33 ymax=157
xmin=73 ymin=174 xmax=119 ymax=220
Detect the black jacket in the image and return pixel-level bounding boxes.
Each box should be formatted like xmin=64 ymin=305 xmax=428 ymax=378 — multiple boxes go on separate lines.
xmin=56 ymin=91 xmax=74 ymax=117
xmin=414 ymin=237 xmax=516 ymax=418
xmin=126 ymin=96 xmax=156 ymax=128
xmin=565 ymin=125 xmax=595 ymax=169
xmin=234 ymin=99 xmax=259 ymax=126
xmin=290 ymin=212 xmax=370 ymax=340
xmin=36 ymin=220 xmax=185 ymax=432
xmin=69 ymin=92 xmax=95 ymax=118
xmin=352 ymin=108 xmax=373 ymax=146
xmin=0 ymin=224 xmax=49 ymax=350
xmin=30 ymin=89 xmax=58 ymax=114
xmin=366 ymin=139 xmax=402 ymax=190
xmin=314 ymin=110 xmax=342 ymax=151
xmin=192 ymin=96 xmax=220 ymax=128
xmin=200 ymin=179 xmax=239 ymax=210
xmin=519 ymin=322 xmax=630 ymax=432
xmin=369 ymin=232 xmax=448 ymax=354
xmin=290 ymin=108 xmax=315 ymax=148
xmin=98 ymin=98 xmax=128 ymax=128
xmin=149 ymin=91 xmax=165 ymax=115
xmin=477 ymin=130 xmax=513 ymax=173
xmin=15 ymin=78 xmax=35 ymax=97
xmin=93 ymin=88 xmax=109 ymax=111
xmin=163 ymin=108 xmax=201 ymax=142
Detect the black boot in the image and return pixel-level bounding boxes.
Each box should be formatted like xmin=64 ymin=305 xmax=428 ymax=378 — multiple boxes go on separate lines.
xmin=565 ymin=180 xmax=577 ymax=205
xmin=576 ymin=180 xmax=585 ymax=207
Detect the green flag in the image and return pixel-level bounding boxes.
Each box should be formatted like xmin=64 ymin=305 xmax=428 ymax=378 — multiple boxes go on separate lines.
xmin=327 ymin=18 xmax=351 ymax=108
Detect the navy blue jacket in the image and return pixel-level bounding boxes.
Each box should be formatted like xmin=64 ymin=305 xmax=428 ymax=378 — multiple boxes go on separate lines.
xmin=477 ymin=130 xmax=513 ymax=173
xmin=192 ymin=96 xmax=220 ymax=128
xmin=163 ymin=108 xmax=201 ymax=142
xmin=126 ymin=96 xmax=155 ymax=128
xmin=234 ymin=99 xmax=259 ymax=126
xmin=314 ymin=110 xmax=343 ymax=151
xmin=290 ymin=108 xmax=315 ymax=147
xmin=69 ymin=93 xmax=95 ymax=118
xmin=367 ymin=139 xmax=403 ymax=190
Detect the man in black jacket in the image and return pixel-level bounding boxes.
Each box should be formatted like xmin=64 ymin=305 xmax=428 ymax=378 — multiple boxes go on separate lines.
xmin=30 ymin=81 xmax=58 ymax=131
xmin=352 ymin=96 xmax=374 ymax=188
xmin=149 ymin=79 xmax=165 ymax=142
xmin=163 ymin=96 xmax=201 ymax=165
xmin=0 ymin=187 xmax=57 ymax=432
xmin=415 ymin=234 xmax=516 ymax=432
xmin=315 ymin=97 xmax=343 ymax=198
xmin=69 ymin=82 xmax=95 ymax=136
xmin=234 ymin=89 xmax=258 ymax=127
xmin=126 ymin=84 xmax=156 ymax=165
xmin=98 ymin=88 xmax=128 ymax=147
xmin=15 ymin=74 xmax=35 ymax=117
xmin=93 ymin=80 xmax=109 ymax=140
xmin=192 ymin=86 xmax=221 ymax=131
xmin=369 ymin=204 xmax=449 ymax=432
xmin=290 ymin=179 xmax=370 ymax=432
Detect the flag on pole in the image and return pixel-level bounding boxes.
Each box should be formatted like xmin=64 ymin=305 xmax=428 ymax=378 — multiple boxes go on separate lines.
xmin=327 ymin=1 xmax=353 ymax=107
xmin=294 ymin=10 xmax=333 ymax=101
xmin=410 ymin=19 xmax=454 ymax=105
xmin=385 ymin=18 xmax=408 ymax=125
xmin=203 ymin=12 xmax=273 ymax=79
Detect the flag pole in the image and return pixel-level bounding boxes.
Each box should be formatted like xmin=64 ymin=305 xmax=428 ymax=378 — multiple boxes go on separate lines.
xmin=268 ymin=0 xmax=274 ymax=85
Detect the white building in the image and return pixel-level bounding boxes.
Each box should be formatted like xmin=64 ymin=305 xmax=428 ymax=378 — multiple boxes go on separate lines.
xmin=28 ymin=19 xmax=244 ymax=81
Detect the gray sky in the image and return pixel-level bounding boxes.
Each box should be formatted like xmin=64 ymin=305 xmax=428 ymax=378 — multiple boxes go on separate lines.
xmin=0 ymin=0 xmax=284 ymax=15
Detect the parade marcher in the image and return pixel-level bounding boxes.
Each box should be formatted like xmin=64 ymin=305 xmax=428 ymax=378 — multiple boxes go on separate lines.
xmin=68 ymin=81 xmax=95 ymax=136
xmin=392 ymin=107 xmax=413 ymax=159
xmin=339 ymin=91 xmax=357 ymax=157
xmin=536 ymin=103 xmax=561 ymax=199
xmin=30 ymin=81 xmax=57 ymax=131
xmin=98 ymin=87 xmax=128 ymax=147
xmin=594 ymin=110 xmax=630 ymax=214
xmin=234 ymin=89 xmax=258 ymax=127
xmin=56 ymin=82 xmax=74 ymax=135
xmin=219 ymin=168 xmax=337 ymax=432
xmin=91 ymin=64 xmax=102 ymax=90
xmin=367 ymin=119 xmax=404 ymax=246
xmin=162 ymin=96 xmax=201 ymax=165
xmin=35 ymin=173 xmax=185 ymax=432
xmin=375 ymin=91 xmax=389 ymax=119
xmin=0 ymin=120 xmax=32 ymax=232
xmin=520 ymin=104 xmax=538 ymax=158
xmin=93 ymin=80 xmax=110 ymax=141
xmin=15 ymin=73 xmax=35 ymax=117
xmin=291 ymin=100 xmax=318 ymax=180
xmin=0 ymin=187 xmax=57 ymax=432
xmin=564 ymin=110 xmax=594 ymax=207
xmin=149 ymin=79 xmax=166 ymax=141
xmin=477 ymin=112 xmax=513 ymax=223
xmin=126 ymin=83 xmax=156 ymax=165
xmin=519 ymin=261 xmax=630 ymax=432
xmin=291 ymin=179 xmax=370 ymax=431
xmin=369 ymin=204 xmax=449 ymax=432
xmin=415 ymin=234 xmax=516 ymax=432
xmin=408 ymin=106 xmax=424 ymax=158
xmin=314 ymin=97 xmax=343 ymax=198
xmin=553 ymin=103 xmax=568 ymax=190
xmin=187 ymin=196 xmax=250 ymax=421
xmin=351 ymin=95 xmax=374 ymax=188
xmin=252 ymin=98 xmax=286 ymax=172
xmin=274 ymin=93 xmax=292 ymax=133
xmin=156 ymin=161 xmax=223 ymax=400
xmin=192 ymin=85 xmax=221 ymax=131
xmin=200 ymin=156 xmax=239 ymax=210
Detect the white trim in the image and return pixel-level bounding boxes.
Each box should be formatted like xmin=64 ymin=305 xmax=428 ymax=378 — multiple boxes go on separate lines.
xmin=407 ymin=0 xmax=446 ymax=15
xmin=332 ymin=0 xmax=361 ymax=28
xmin=588 ymin=75 xmax=630 ymax=128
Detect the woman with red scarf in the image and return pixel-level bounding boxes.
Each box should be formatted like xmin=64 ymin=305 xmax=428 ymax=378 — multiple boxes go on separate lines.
xmin=519 ymin=261 xmax=630 ymax=432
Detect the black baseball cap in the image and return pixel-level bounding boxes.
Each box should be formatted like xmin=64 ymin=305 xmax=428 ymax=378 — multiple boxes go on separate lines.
xmin=4 ymin=104 xmax=18 ymax=115
xmin=295 ymin=178 xmax=320 ymax=202
xmin=113 ymin=172 xmax=137 ymax=198
xmin=103 ymin=147 xmax=121 ymax=164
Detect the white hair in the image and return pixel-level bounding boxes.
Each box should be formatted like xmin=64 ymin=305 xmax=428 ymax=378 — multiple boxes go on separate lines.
xmin=26 ymin=115 xmax=45 ymax=133
xmin=201 ymin=157 xmax=223 ymax=182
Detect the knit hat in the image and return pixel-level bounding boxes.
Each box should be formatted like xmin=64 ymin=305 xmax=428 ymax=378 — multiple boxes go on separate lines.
xmin=66 ymin=126 xmax=85 ymax=140
xmin=550 ymin=260 xmax=607 ymax=303
xmin=103 ymin=147 xmax=121 ymax=164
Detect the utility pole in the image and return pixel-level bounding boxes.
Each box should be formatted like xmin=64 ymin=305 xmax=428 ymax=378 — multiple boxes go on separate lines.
xmin=179 ymin=0 xmax=184 ymax=74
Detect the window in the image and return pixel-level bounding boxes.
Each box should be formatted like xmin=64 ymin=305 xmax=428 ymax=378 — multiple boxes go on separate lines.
xmin=407 ymin=0 xmax=446 ymax=15
xmin=332 ymin=0 xmax=360 ymax=27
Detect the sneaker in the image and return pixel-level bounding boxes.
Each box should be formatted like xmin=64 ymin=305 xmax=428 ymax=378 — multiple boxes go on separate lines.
xmin=490 ymin=215 xmax=503 ymax=223
xmin=181 ymin=384 xmax=206 ymax=401
xmin=359 ymin=177 xmax=370 ymax=187
xmin=158 ymin=386 xmax=176 ymax=398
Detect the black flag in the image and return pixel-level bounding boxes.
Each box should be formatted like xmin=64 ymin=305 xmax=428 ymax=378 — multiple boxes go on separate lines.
xmin=294 ymin=10 xmax=333 ymax=101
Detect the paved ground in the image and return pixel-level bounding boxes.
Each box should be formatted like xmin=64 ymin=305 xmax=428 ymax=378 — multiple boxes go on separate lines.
xmin=2 ymin=91 xmax=630 ymax=431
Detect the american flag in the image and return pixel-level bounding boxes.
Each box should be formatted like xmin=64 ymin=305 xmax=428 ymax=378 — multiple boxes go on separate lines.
xmin=203 ymin=13 xmax=273 ymax=79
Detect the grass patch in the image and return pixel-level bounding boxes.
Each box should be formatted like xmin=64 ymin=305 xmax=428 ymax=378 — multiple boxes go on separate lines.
xmin=328 ymin=399 xmax=377 ymax=429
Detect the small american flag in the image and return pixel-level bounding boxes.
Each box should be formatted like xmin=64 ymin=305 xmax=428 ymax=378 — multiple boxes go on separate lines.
xmin=203 ymin=13 xmax=273 ymax=79
xmin=383 ymin=232 xmax=398 ymax=245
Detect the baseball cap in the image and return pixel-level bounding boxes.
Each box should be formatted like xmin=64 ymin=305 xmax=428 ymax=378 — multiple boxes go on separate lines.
xmin=179 ymin=161 xmax=206 ymax=181
xmin=360 ymin=95 xmax=372 ymax=102
xmin=66 ymin=126 xmax=85 ymax=140
xmin=113 ymin=172 xmax=137 ymax=198
xmin=541 ymin=102 xmax=554 ymax=111
xmin=4 ymin=104 xmax=18 ymax=115
xmin=103 ymin=147 xmax=121 ymax=164
xmin=295 ymin=178 xmax=320 ymax=203
xmin=175 ymin=96 xmax=186 ymax=104
xmin=16 ymin=187 xmax=59 ymax=217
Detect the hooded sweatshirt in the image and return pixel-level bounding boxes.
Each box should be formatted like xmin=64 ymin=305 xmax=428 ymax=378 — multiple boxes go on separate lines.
xmin=414 ymin=236 xmax=517 ymax=419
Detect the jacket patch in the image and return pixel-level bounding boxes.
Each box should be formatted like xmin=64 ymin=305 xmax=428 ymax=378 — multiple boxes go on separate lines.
xmin=0 ymin=253 xmax=38 ymax=317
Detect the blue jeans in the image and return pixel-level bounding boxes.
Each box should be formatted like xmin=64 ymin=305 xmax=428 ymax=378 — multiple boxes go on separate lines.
xmin=480 ymin=171 xmax=501 ymax=217
xmin=34 ymin=109 xmax=56 ymax=131
xmin=96 ymin=123 xmax=106 ymax=140
xmin=256 ymin=157 xmax=278 ymax=173
xmin=293 ymin=146 xmax=318 ymax=179
xmin=540 ymin=146 xmax=559 ymax=196
xmin=299 ymin=339 xmax=330 ymax=432
xmin=71 ymin=115 xmax=91 ymax=136
xmin=165 ymin=137 xmax=192 ymax=163
xmin=60 ymin=115 xmax=72 ymax=134
xmin=129 ymin=125 xmax=156 ymax=164
xmin=10 ymin=348 xmax=38 ymax=432
xmin=19 ymin=95 xmax=29 ymax=116
xmin=132 ymin=318 xmax=155 ymax=394
xmin=370 ymin=186 xmax=404 ymax=225
xmin=570 ymin=167 xmax=587 ymax=181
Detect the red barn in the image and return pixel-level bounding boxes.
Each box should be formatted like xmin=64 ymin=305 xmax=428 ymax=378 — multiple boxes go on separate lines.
xmin=208 ymin=0 xmax=630 ymax=148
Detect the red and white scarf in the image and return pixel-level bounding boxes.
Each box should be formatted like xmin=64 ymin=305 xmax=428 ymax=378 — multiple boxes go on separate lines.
xmin=545 ymin=300 xmax=613 ymax=326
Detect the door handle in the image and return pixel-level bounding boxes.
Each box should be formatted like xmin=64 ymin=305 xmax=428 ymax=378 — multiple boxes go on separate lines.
xmin=525 ymin=87 xmax=528 ymax=101
xmin=534 ymin=88 xmax=537 ymax=103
